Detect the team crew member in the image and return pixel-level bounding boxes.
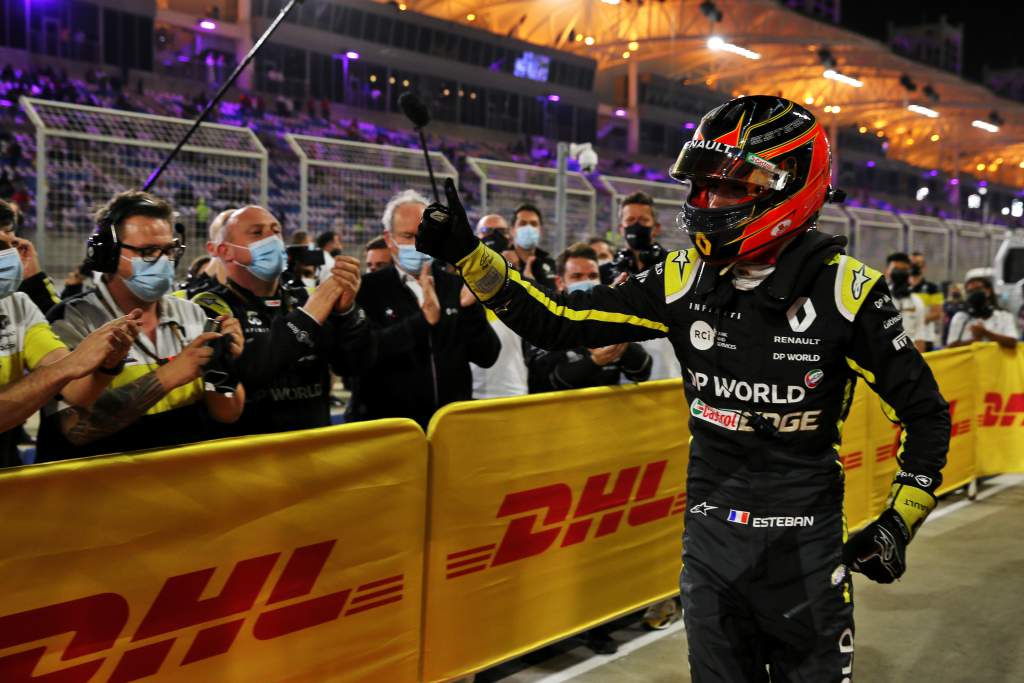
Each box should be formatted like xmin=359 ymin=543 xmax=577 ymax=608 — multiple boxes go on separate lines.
xmin=506 ymin=203 xmax=558 ymax=290
xmin=524 ymin=243 xmax=651 ymax=393
xmin=185 ymin=208 xmax=234 ymax=298
xmin=910 ymin=252 xmax=944 ymax=350
xmin=945 ymin=274 xmax=1018 ymax=348
xmin=0 ymin=199 xmax=61 ymax=315
xmin=1 ymin=232 xmax=140 ymax=466
xmin=416 ymin=96 xmax=949 ymax=682
xmin=37 ymin=191 xmax=246 ymax=461
xmin=600 ymin=191 xmax=669 ymax=284
xmin=193 ymin=205 xmax=373 ymax=436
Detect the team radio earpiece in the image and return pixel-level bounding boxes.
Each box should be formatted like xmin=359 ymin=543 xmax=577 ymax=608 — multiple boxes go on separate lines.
xmin=84 ymin=196 xmax=187 ymax=274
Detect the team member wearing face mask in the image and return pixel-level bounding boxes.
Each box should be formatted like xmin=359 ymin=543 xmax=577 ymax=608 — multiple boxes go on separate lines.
xmin=945 ymin=274 xmax=1018 ymax=348
xmin=506 ymin=203 xmax=558 ymax=291
xmin=523 ymin=243 xmax=651 ymax=395
xmin=189 ymin=205 xmax=373 ymax=437
xmin=37 ymin=191 xmax=246 ymax=462
xmin=885 ymin=253 xmax=928 ymax=354
xmin=601 ymin=191 xmax=670 ymax=285
xmin=346 ymin=189 xmax=499 ymax=429
xmin=0 ymin=199 xmax=62 ymax=315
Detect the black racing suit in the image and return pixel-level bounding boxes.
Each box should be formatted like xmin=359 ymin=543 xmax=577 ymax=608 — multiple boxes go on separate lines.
xmin=463 ymin=230 xmax=950 ymax=682
xmin=190 ymin=277 xmax=376 ymax=437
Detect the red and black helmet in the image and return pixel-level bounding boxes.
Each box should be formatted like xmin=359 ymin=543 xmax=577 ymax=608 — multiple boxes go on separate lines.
xmin=670 ymin=96 xmax=835 ymax=265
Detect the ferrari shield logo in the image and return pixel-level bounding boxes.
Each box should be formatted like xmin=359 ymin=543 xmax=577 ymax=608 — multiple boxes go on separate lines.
xmin=694 ymin=232 xmax=712 ymax=256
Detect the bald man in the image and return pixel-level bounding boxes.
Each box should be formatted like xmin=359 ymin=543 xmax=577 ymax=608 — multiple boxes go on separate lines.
xmin=190 ymin=205 xmax=376 ymax=436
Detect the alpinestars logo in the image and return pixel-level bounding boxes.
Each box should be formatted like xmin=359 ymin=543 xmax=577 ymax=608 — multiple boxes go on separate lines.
xmin=851 ymin=264 xmax=871 ymax=299
xmin=786 ymin=297 xmax=816 ymax=332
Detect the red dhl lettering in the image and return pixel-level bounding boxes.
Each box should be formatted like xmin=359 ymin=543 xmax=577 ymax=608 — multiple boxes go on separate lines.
xmin=981 ymin=392 xmax=1024 ymax=427
xmin=445 ymin=461 xmax=684 ymax=579
xmin=875 ymin=424 xmax=902 ymax=463
xmin=948 ymin=400 xmax=971 ymax=437
xmin=0 ymin=540 xmax=402 ymax=682
xmin=840 ymin=451 xmax=863 ymax=470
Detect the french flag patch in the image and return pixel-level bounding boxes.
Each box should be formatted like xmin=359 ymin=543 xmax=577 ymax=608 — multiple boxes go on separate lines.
xmin=728 ymin=509 xmax=750 ymax=525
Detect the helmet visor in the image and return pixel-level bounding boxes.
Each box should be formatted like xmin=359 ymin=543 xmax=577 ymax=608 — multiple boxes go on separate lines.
xmin=670 ymin=140 xmax=790 ymax=197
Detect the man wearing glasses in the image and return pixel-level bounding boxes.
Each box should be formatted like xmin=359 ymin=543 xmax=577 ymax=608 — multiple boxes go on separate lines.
xmin=36 ymin=191 xmax=247 ymax=461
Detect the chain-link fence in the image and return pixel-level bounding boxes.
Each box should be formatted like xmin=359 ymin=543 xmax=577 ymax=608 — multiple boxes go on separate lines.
xmin=286 ymin=134 xmax=458 ymax=249
xmin=596 ymin=175 xmax=691 ymax=251
xmin=21 ymin=97 xmax=268 ymax=276
xmin=466 ymin=157 xmax=596 ymax=253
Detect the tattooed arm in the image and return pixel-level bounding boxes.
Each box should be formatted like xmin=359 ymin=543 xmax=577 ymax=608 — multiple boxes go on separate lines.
xmin=55 ymin=331 xmax=222 ymax=446
xmin=56 ymin=372 xmax=168 ymax=446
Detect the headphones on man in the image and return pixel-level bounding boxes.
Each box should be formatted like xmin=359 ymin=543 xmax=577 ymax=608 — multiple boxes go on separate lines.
xmin=84 ymin=195 xmax=186 ymax=273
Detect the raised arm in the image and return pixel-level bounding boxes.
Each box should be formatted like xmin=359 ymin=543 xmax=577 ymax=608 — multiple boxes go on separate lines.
xmin=417 ymin=179 xmax=671 ymax=352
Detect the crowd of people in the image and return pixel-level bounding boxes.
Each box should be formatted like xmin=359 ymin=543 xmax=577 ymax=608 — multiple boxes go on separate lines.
xmin=2 ymin=181 xmax=1017 ymax=468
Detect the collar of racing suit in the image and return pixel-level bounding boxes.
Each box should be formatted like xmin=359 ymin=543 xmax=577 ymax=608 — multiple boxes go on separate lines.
xmin=694 ymin=228 xmax=848 ymax=311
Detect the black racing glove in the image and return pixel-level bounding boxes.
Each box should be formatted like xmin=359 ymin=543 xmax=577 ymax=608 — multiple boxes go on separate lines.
xmin=843 ymin=472 xmax=937 ymax=584
xmin=842 ymin=508 xmax=908 ymax=584
xmin=416 ymin=178 xmax=479 ymax=265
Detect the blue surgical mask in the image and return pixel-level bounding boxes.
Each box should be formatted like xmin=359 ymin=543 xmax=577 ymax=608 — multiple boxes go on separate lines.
xmin=0 ymin=247 xmax=23 ymax=299
xmin=514 ymin=226 xmax=540 ymax=250
xmin=240 ymin=235 xmax=286 ymax=282
xmin=566 ymin=279 xmax=598 ymax=294
xmin=122 ymin=255 xmax=175 ymax=302
xmin=397 ymin=244 xmax=433 ymax=275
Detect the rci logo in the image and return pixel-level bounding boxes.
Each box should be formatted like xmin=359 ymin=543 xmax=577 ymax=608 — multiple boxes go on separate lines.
xmin=0 ymin=540 xmax=402 ymax=682
xmin=445 ymin=460 xmax=685 ymax=579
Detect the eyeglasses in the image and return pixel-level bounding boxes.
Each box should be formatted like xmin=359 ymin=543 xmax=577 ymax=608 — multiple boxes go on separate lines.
xmin=119 ymin=240 xmax=186 ymax=263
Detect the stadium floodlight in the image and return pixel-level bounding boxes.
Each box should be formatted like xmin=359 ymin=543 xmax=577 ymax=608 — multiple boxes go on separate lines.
xmin=1001 ymin=207 xmax=1010 ymax=216
xmin=198 ymin=19 xmax=217 ymax=31
xmin=979 ymin=187 xmax=988 ymax=195
xmin=1013 ymin=200 xmax=1024 ymax=218
xmin=707 ymin=36 xmax=760 ymax=60
xmin=601 ymin=0 xmax=621 ymax=4
xmin=972 ymin=120 xmax=999 ymax=133
xmin=915 ymin=187 xmax=929 ymax=201
xmin=967 ymin=194 xmax=981 ymax=209
xmin=907 ymin=104 xmax=939 ymax=118
xmin=823 ymin=69 xmax=863 ymax=88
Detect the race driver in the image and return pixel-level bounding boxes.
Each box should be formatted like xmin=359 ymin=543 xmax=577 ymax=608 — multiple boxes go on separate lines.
xmin=413 ymin=96 xmax=950 ymax=682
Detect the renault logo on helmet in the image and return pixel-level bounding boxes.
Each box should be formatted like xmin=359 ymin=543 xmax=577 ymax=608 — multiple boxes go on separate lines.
xmin=695 ymin=232 xmax=712 ymax=256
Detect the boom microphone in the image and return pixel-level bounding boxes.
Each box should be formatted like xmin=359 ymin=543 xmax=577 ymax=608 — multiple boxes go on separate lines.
xmin=398 ymin=92 xmax=440 ymax=202
xmin=399 ymin=91 xmax=431 ymax=129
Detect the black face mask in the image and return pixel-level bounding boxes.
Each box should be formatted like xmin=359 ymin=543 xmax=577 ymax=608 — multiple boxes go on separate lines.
xmin=482 ymin=230 xmax=510 ymax=253
xmin=889 ymin=268 xmax=910 ymax=296
xmin=624 ymin=223 xmax=653 ymax=251
xmin=910 ymin=264 xmax=922 ymax=277
xmin=966 ymin=290 xmax=992 ymax=317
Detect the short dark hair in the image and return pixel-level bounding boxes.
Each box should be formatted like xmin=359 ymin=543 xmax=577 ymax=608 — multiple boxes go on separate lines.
xmin=290 ymin=230 xmax=309 ymax=245
xmin=93 ymin=190 xmax=174 ymax=238
xmin=0 ymin=198 xmax=20 ymax=232
xmin=886 ymin=252 xmax=911 ymax=265
xmin=965 ymin=276 xmax=993 ymax=291
xmin=556 ymin=242 xmax=598 ymax=276
xmin=587 ymin=236 xmax=612 ymax=248
xmin=512 ymin=203 xmax=544 ymax=227
xmin=621 ymin=191 xmax=655 ymax=209
xmin=365 ymin=236 xmax=387 ymax=251
xmin=316 ymin=231 xmax=338 ymax=250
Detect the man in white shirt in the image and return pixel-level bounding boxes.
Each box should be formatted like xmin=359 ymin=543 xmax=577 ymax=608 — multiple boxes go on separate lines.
xmin=946 ymin=274 xmax=1018 ymax=349
xmin=886 ymin=253 xmax=928 ymax=353
xmin=471 ymin=214 xmax=528 ymax=399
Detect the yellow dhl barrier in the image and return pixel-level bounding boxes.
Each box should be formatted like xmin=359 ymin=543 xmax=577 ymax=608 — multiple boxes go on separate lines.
xmin=2 ymin=345 xmax=1023 ymax=682
xmin=0 ymin=419 xmax=427 ymax=683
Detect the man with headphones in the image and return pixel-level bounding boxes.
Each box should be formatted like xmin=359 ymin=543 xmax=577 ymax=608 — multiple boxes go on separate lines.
xmin=35 ymin=190 xmax=247 ymax=461
xmin=414 ymin=97 xmax=950 ymax=681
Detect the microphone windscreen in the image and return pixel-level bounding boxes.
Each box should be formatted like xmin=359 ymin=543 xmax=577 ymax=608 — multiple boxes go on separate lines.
xmin=398 ymin=92 xmax=431 ymax=128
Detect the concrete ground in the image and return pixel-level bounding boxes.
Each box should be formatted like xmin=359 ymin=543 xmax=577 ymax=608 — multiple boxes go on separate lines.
xmin=481 ymin=474 xmax=1024 ymax=683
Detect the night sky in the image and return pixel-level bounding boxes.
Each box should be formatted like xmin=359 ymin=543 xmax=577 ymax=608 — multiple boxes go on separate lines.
xmin=840 ymin=1 xmax=1019 ymax=83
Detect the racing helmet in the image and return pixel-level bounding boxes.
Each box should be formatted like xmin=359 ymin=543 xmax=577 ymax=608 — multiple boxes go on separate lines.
xmin=670 ymin=96 xmax=835 ymax=265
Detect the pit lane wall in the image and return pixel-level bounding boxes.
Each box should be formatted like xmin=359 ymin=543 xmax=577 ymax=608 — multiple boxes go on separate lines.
xmin=1 ymin=345 xmax=1022 ymax=682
